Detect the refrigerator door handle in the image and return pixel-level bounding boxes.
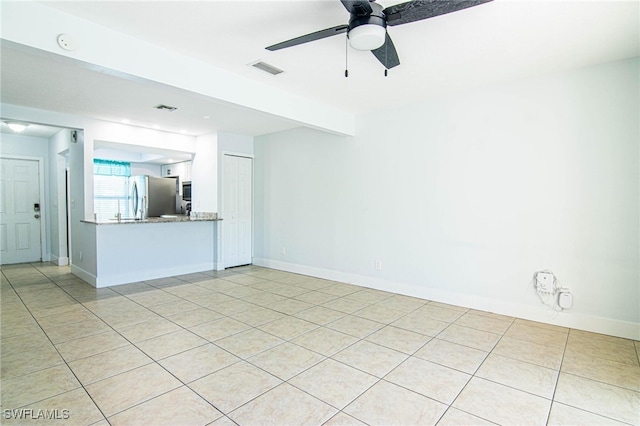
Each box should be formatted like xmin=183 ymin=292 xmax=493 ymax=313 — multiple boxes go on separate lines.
xmin=131 ymin=181 xmax=139 ymax=219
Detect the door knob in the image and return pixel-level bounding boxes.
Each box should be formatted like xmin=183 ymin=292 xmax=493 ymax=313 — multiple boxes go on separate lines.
xmin=34 ymin=214 xmax=40 ymax=219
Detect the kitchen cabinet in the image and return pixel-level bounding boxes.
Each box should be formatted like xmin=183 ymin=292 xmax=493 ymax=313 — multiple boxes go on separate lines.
xmin=161 ymin=161 xmax=191 ymax=181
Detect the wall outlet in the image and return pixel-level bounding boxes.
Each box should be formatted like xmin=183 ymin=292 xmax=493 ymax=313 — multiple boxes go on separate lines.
xmin=536 ymin=271 xmax=555 ymax=293
xmin=281 ymin=247 xmax=286 ymax=256
xmin=375 ymin=260 xmax=382 ymax=270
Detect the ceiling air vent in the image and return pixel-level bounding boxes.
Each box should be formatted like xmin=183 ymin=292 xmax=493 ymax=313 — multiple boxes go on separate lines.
xmin=154 ymin=104 xmax=178 ymax=112
xmin=249 ymin=61 xmax=284 ymax=76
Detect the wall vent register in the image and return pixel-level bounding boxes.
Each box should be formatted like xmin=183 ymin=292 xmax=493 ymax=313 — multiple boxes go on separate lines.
xmin=249 ymin=61 xmax=285 ymax=76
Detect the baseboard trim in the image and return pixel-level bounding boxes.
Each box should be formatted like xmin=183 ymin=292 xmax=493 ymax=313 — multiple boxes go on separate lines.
xmin=70 ymin=264 xmax=97 ymax=287
xmin=51 ymin=255 xmax=69 ymax=266
xmin=253 ymin=257 xmax=640 ymax=340
xmin=93 ymin=262 xmax=216 ymax=288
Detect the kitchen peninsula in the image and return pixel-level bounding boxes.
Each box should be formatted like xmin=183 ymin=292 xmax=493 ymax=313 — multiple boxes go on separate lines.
xmin=80 ymin=214 xmax=222 ymax=288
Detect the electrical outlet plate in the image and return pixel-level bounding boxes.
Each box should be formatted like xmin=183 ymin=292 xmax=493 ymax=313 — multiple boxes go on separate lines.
xmin=536 ymin=271 xmax=554 ymax=293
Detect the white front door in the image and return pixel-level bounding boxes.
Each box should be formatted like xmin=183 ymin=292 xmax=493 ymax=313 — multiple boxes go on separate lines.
xmin=0 ymin=158 xmax=42 ymax=264
xmin=222 ymin=154 xmax=252 ymax=268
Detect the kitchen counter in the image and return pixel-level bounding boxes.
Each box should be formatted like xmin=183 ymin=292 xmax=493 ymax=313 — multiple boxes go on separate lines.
xmin=83 ymin=213 xmax=221 ymax=225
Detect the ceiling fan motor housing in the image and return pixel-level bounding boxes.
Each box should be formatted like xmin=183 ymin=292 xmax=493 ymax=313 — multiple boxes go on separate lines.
xmin=347 ymin=3 xmax=387 ymax=50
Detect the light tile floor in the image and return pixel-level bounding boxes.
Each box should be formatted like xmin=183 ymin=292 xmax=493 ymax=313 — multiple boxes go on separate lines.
xmin=1 ymin=262 xmax=639 ymax=425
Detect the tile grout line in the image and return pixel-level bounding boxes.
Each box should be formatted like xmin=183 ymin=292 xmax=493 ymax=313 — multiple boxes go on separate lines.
xmin=61 ymin=267 xmax=276 ymax=422
xmin=545 ymin=329 xmax=569 ymax=425
xmin=107 ymin=268 xmax=345 ymax=421
xmin=7 ymin=264 xmax=233 ymax=422
xmin=431 ymin=310 xmax=507 ymax=425
xmin=4 ymin=262 xmax=637 ymax=425
xmin=2 ymin=265 xmax=112 ymax=423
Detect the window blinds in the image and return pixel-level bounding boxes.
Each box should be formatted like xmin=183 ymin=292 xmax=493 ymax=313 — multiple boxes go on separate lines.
xmin=93 ymin=159 xmax=132 ymax=221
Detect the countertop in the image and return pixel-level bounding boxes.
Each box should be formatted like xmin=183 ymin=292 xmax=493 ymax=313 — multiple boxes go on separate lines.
xmin=83 ymin=214 xmax=222 ymax=225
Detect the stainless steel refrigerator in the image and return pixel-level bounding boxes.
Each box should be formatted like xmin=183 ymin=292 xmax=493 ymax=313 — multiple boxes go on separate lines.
xmin=130 ymin=175 xmax=177 ymax=219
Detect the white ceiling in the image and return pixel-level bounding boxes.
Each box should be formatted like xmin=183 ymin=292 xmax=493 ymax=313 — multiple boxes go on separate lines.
xmin=1 ymin=0 xmax=638 ymax=159
xmin=0 ymin=44 xmax=301 ymax=137
xmin=0 ymin=121 xmax=66 ymax=138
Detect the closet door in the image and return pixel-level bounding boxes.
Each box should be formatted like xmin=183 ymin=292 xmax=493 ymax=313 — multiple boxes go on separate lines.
xmin=222 ymin=154 xmax=252 ymax=267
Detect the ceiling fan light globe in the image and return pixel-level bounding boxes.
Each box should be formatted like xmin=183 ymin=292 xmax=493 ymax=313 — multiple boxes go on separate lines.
xmin=349 ymin=24 xmax=385 ymax=50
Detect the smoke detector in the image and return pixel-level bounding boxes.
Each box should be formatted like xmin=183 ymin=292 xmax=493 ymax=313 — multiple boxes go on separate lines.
xmin=57 ymin=34 xmax=76 ymax=51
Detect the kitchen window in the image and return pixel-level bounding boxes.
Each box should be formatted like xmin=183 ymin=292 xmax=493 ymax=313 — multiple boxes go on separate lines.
xmin=93 ymin=159 xmax=132 ymax=221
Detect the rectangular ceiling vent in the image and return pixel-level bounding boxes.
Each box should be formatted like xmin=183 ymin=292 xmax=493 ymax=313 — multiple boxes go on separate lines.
xmin=250 ymin=61 xmax=284 ymax=76
xmin=154 ymin=104 xmax=178 ymax=112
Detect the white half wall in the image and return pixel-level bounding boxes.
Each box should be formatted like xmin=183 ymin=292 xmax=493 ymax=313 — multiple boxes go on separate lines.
xmin=87 ymin=221 xmax=215 ymax=287
xmin=254 ymin=58 xmax=640 ymax=340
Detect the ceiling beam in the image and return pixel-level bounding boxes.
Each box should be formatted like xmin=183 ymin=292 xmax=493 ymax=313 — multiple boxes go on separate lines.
xmin=1 ymin=1 xmax=355 ymax=137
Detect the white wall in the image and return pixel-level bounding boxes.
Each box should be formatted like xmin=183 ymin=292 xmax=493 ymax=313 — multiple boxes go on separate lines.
xmin=130 ymin=163 xmax=162 ymax=177
xmin=254 ymin=58 xmax=640 ymax=339
xmin=193 ymin=133 xmax=218 ymax=212
xmin=0 ymin=133 xmax=49 ymax=157
xmin=218 ymin=132 xmax=254 ymax=156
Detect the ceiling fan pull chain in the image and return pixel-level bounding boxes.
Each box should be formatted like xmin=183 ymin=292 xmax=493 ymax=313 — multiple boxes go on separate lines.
xmin=384 ymin=30 xmax=388 ymax=77
xmin=345 ymin=34 xmax=349 ymax=78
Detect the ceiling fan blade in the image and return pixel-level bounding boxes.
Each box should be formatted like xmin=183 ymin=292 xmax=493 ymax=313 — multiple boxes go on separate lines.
xmin=384 ymin=0 xmax=493 ymax=26
xmin=341 ymin=0 xmax=374 ymax=16
xmin=266 ymin=25 xmax=348 ymax=51
xmin=371 ymin=32 xmax=400 ymax=69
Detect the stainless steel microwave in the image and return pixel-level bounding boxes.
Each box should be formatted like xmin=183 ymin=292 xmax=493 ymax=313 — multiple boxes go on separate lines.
xmin=182 ymin=181 xmax=192 ymax=201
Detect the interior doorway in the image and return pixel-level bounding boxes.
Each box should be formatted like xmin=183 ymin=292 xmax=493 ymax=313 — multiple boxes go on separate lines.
xmin=65 ymin=168 xmax=71 ymax=265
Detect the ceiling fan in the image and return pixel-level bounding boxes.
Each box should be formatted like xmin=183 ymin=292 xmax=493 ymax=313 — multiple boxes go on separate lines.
xmin=266 ymin=0 xmax=493 ymax=71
